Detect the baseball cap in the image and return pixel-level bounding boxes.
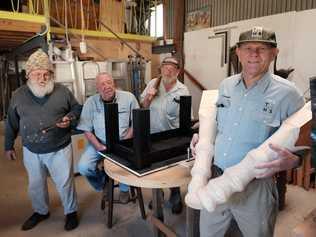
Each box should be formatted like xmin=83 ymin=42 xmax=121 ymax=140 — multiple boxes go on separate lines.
xmin=161 ymin=56 xmax=180 ymax=69
xmin=237 ymin=26 xmax=277 ymax=47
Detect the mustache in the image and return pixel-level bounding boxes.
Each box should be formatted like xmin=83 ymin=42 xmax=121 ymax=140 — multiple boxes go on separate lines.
xmin=27 ymin=79 xmax=54 ymax=98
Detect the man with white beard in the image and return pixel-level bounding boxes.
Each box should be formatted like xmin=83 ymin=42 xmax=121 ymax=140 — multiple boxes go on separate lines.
xmin=141 ymin=56 xmax=190 ymax=214
xmin=4 ymin=49 xmax=81 ymax=231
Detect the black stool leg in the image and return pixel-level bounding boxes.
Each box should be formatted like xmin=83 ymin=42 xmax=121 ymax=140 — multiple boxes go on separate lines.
xmin=276 ymin=171 xmax=287 ymax=211
xmin=130 ymin=187 xmax=136 ymax=203
xmin=152 ymin=188 xmax=164 ymax=237
xmin=136 ymin=187 xmax=146 ymax=219
xmin=107 ymin=178 xmax=114 ymax=228
xmin=101 ymin=188 xmax=106 ymax=210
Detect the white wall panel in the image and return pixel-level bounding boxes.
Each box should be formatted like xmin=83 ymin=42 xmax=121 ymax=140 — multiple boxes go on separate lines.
xmin=184 ymin=9 xmax=316 ymax=116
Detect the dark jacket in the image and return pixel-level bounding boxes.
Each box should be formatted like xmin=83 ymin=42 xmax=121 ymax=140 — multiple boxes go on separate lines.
xmin=5 ymin=83 xmax=82 ymax=154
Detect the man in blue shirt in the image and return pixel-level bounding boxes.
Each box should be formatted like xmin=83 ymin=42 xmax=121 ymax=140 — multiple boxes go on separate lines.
xmin=77 ymin=73 xmax=139 ymax=203
xmin=141 ymin=56 xmax=190 ymax=214
xmin=198 ymin=27 xmax=304 ymax=237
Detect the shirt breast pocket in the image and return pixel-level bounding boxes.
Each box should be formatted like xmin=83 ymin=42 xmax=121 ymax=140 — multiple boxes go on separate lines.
xmin=118 ymin=107 xmax=130 ymax=128
xmin=166 ymin=96 xmax=179 ymax=120
xmin=216 ymin=97 xmax=230 ymax=133
xmin=92 ymin=110 xmax=105 ymax=132
xmin=250 ymin=105 xmax=281 ymax=143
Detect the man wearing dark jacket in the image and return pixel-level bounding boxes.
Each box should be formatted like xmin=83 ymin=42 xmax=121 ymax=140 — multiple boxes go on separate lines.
xmin=5 ymin=49 xmax=81 ymax=231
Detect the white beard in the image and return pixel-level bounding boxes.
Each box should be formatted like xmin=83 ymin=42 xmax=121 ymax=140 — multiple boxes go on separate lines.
xmin=162 ymin=75 xmax=177 ymax=85
xmin=27 ymin=79 xmax=54 ymax=98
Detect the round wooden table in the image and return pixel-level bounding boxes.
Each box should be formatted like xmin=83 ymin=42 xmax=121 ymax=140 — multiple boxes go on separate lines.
xmin=104 ymin=159 xmax=192 ymax=188
xmin=103 ymin=159 xmax=193 ymax=237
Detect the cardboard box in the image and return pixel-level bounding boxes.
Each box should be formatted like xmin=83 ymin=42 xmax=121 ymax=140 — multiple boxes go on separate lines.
xmin=71 ymin=134 xmax=88 ymax=174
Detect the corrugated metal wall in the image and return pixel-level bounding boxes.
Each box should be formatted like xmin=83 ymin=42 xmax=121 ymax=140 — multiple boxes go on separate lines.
xmin=185 ymin=0 xmax=316 ymax=28
xmin=186 ymin=0 xmax=210 ymax=12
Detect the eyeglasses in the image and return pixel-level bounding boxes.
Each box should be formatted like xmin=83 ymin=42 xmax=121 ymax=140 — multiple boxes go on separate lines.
xmin=29 ymin=71 xmax=52 ymax=80
xmin=239 ymin=45 xmax=273 ymax=55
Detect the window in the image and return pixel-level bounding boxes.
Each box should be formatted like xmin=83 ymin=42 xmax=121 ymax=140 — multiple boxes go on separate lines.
xmin=150 ymin=4 xmax=163 ymax=38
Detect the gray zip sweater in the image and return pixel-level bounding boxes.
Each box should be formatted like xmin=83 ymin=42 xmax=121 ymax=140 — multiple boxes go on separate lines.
xmin=5 ymin=83 xmax=82 ymax=154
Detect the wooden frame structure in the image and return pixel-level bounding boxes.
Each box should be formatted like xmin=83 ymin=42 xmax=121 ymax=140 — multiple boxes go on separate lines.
xmin=0 ymin=1 xmax=155 ymax=53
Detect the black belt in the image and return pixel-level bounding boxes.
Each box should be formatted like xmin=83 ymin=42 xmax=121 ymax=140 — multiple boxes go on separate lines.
xmin=211 ymin=165 xmax=224 ymax=178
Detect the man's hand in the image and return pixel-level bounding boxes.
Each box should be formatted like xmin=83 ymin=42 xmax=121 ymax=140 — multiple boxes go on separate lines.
xmin=255 ymin=143 xmax=301 ymax=178
xmin=146 ymin=87 xmax=158 ymax=102
xmin=84 ymin=131 xmax=107 ymax=152
xmin=96 ymin=144 xmax=107 ymax=152
xmin=141 ymin=87 xmax=158 ymax=108
xmin=56 ymin=116 xmax=72 ymax=128
xmin=5 ymin=150 xmax=17 ymax=160
xmin=190 ymin=133 xmax=199 ymax=157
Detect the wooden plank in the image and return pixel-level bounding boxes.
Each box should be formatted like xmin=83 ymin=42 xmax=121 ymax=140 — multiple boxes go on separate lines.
xmin=173 ymin=0 xmax=185 ymax=67
xmin=148 ymin=213 xmax=177 ymax=237
xmin=99 ymin=0 xmax=124 ymax=33
xmin=51 ymin=27 xmax=155 ymax=42
xmin=296 ymin=166 xmax=304 ymax=187
xmin=0 ymin=30 xmax=37 ymax=49
xmin=151 ymin=54 xmax=161 ymax=79
xmin=70 ymin=37 xmax=152 ymax=62
xmin=0 ymin=32 xmax=34 ymax=39
xmin=0 ymin=10 xmax=45 ymax=23
xmin=0 ymin=36 xmax=31 ymax=41
xmin=303 ymin=152 xmax=314 ymax=190
xmin=0 ymin=19 xmax=42 ymax=33
xmin=49 ymin=0 xmax=99 ymax=30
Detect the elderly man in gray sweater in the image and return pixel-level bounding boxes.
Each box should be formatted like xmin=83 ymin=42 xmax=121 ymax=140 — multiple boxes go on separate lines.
xmin=5 ymin=49 xmax=82 ymax=231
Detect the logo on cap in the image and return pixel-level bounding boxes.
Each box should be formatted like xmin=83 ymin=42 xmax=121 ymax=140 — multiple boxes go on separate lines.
xmin=251 ymin=27 xmax=263 ymax=39
xmin=237 ymin=26 xmax=277 ymax=47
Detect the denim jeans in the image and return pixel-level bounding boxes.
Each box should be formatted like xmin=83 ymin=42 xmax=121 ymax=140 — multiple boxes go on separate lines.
xmin=78 ymin=143 xmax=129 ymax=192
xmin=23 ymin=144 xmax=78 ymax=215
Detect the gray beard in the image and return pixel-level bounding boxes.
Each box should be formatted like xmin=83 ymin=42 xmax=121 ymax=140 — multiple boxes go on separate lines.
xmin=27 ymin=79 xmax=54 ymax=98
xmin=162 ymin=76 xmax=177 ymax=85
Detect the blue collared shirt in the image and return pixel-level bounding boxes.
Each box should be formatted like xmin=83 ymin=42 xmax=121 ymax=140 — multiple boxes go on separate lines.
xmin=214 ymin=72 xmax=305 ymax=170
xmin=77 ymin=90 xmax=139 ymax=143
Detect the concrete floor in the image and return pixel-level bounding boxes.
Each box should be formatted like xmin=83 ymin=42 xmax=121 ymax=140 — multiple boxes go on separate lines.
xmin=1 ymin=122 xmax=316 ymax=237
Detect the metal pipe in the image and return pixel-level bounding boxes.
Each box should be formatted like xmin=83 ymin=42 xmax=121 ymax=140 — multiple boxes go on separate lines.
xmin=97 ymin=19 xmax=145 ymax=59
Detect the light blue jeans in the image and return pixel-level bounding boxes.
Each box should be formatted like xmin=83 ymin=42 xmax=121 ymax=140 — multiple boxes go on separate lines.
xmin=78 ymin=143 xmax=129 ymax=192
xmin=23 ymin=144 xmax=78 ymax=215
